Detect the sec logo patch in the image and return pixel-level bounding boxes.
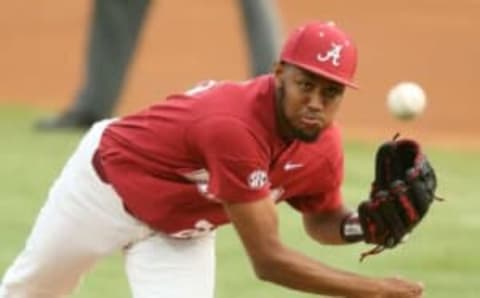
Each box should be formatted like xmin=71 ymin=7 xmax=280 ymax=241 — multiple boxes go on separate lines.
xmin=247 ymin=170 xmax=268 ymax=189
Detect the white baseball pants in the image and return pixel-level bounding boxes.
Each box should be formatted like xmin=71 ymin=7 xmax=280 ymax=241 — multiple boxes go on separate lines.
xmin=0 ymin=120 xmax=216 ymax=298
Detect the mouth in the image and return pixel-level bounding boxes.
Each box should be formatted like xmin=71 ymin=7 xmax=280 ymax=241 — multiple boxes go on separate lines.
xmin=300 ymin=114 xmax=323 ymax=129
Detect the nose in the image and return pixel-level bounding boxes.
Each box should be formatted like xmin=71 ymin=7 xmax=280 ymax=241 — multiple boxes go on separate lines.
xmin=306 ymin=93 xmax=325 ymax=111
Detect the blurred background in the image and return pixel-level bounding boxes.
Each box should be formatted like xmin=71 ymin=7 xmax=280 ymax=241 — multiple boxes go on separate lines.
xmin=0 ymin=1 xmax=479 ymax=297
xmin=0 ymin=0 xmax=478 ymax=147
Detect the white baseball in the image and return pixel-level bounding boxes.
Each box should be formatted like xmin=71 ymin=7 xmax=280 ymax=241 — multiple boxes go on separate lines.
xmin=387 ymin=82 xmax=427 ymax=120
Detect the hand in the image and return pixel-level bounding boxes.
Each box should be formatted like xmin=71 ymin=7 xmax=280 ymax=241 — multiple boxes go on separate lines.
xmin=348 ymin=277 xmax=423 ymax=298
xmin=324 ymin=276 xmax=423 ymax=298
xmin=375 ymin=277 xmax=424 ymax=298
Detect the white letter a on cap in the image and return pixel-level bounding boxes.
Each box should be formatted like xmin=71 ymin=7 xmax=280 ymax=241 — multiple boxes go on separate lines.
xmin=317 ymin=42 xmax=343 ymax=66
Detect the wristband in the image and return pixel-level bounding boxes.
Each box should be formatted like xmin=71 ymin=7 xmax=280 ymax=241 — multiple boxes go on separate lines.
xmin=340 ymin=213 xmax=364 ymax=243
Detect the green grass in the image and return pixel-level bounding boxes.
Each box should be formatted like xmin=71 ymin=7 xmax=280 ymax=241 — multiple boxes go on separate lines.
xmin=1 ymin=105 xmax=479 ymax=297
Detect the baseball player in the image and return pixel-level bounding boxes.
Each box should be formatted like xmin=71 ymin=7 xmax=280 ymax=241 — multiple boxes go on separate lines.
xmin=0 ymin=21 xmax=436 ymax=297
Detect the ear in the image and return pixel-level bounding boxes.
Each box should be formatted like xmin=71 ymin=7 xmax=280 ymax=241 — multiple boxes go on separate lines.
xmin=272 ymin=61 xmax=284 ymax=85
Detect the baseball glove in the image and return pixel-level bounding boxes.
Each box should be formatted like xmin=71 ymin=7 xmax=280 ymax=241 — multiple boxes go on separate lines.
xmin=357 ymin=134 xmax=440 ymax=259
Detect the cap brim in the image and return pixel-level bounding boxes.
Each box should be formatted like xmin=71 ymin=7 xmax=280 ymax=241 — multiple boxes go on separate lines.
xmin=282 ymin=59 xmax=359 ymax=89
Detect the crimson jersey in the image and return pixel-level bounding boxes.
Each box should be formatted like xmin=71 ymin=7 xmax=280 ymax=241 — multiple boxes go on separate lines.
xmin=96 ymin=75 xmax=344 ymax=237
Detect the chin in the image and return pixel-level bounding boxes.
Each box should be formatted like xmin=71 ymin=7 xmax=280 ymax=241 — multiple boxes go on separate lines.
xmin=293 ymin=127 xmax=322 ymax=143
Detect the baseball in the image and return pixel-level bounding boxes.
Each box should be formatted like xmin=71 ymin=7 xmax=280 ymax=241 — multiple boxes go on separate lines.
xmin=387 ymin=82 xmax=427 ymax=120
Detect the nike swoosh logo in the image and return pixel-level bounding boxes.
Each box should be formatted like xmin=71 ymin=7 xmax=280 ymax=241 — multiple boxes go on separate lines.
xmin=284 ymin=162 xmax=303 ymax=171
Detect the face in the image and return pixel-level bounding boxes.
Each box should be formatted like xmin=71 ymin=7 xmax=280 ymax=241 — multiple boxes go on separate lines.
xmin=273 ymin=62 xmax=346 ymax=143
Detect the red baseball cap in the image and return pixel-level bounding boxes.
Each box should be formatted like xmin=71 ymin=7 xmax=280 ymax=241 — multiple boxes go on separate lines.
xmin=280 ymin=21 xmax=358 ymax=89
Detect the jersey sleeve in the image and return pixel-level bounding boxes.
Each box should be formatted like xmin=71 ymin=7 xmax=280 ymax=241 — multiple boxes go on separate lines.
xmin=186 ymin=116 xmax=270 ymax=203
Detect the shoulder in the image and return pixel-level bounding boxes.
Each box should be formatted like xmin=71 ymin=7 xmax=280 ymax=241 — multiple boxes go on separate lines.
xmin=184 ymin=75 xmax=273 ymax=99
xmin=185 ymin=116 xmax=269 ymax=158
xmin=187 ymin=116 xmax=254 ymax=139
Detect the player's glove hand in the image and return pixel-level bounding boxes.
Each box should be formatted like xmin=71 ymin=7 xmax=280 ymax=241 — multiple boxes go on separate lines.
xmin=354 ymin=136 xmax=439 ymax=259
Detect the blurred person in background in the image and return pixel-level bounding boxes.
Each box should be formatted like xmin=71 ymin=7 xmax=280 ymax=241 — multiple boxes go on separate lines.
xmin=36 ymin=0 xmax=282 ymax=130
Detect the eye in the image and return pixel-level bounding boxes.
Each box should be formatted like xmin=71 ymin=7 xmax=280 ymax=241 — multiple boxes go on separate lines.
xmin=296 ymin=80 xmax=315 ymax=93
xmin=322 ymin=86 xmax=343 ymax=100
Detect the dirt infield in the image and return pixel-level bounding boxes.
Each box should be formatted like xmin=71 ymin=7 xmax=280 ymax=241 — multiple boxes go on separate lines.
xmin=1 ymin=1 xmax=479 ymax=149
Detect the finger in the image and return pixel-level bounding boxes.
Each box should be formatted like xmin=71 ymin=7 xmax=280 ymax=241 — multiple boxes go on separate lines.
xmin=378 ymin=199 xmax=407 ymax=244
xmin=394 ymin=194 xmax=418 ymax=226
xmin=415 ymin=281 xmax=424 ymax=293
xmin=407 ymin=282 xmax=424 ymax=298
xmin=358 ymin=202 xmax=387 ymax=244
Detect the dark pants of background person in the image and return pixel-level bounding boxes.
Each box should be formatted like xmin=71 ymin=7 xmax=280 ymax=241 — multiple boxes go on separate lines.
xmin=37 ymin=0 xmax=281 ymax=128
